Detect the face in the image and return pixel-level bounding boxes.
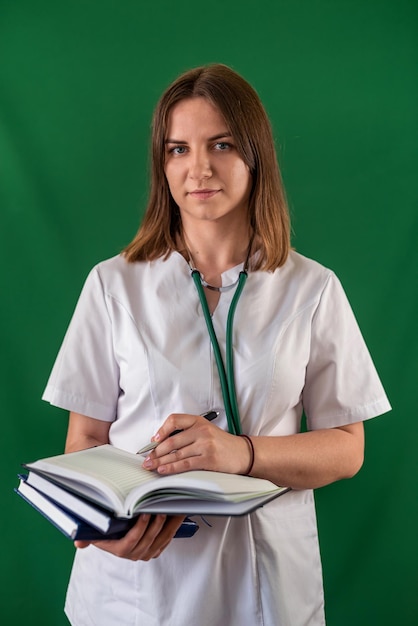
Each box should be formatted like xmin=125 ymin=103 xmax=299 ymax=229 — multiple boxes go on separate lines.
xmin=164 ymin=97 xmax=252 ymax=229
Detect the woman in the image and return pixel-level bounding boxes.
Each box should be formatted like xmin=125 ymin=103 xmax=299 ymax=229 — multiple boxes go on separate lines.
xmin=43 ymin=64 xmax=391 ymax=625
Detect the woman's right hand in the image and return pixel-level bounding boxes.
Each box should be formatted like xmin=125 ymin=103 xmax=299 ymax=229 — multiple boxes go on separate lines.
xmin=74 ymin=513 xmax=185 ymax=561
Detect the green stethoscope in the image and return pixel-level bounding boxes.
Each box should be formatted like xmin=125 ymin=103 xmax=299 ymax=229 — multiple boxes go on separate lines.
xmin=186 ymin=243 xmax=252 ymax=436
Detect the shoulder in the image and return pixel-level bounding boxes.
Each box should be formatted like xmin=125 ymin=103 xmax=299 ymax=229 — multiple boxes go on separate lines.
xmin=92 ymin=254 xmax=129 ymax=276
xmin=284 ymin=250 xmax=333 ymax=281
xmin=245 ymin=251 xmax=345 ymax=326
xmin=272 ymin=250 xmax=338 ymax=302
xmin=93 ymin=254 xmax=141 ymax=277
xmin=89 ymin=254 xmax=164 ymax=286
xmin=83 ymin=253 xmax=184 ymax=300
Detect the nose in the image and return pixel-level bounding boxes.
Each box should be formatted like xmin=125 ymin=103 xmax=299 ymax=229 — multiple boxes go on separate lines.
xmin=188 ymin=149 xmax=212 ymax=181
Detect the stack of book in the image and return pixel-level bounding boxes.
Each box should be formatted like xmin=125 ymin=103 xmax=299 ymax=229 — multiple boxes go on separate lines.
xmin=15 ymin=444 xmax=289 ymax=541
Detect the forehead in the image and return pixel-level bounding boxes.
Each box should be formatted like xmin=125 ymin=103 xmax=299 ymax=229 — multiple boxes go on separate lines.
xmin=166 ymin=97 xmax=228 ymax=137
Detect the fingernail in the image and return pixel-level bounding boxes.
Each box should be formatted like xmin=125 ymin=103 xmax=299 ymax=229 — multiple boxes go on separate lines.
xmin=142 ymin=457 xmax=152 ymax=468
xmin=158 ymin=465 xmax=167 ymax=474
xmin=153 ymin=433 xmax=161 ymax=442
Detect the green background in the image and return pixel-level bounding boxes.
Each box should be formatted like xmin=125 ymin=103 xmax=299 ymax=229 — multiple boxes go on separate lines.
xmin=1 ymin=1 xmax=416 ymax=624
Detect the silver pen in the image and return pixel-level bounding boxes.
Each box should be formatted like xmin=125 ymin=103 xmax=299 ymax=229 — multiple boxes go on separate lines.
xmin=136 ymin=410 xmax=219 ymax=455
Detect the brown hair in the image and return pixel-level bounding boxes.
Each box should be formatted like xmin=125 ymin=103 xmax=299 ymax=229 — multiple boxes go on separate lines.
xmin=123 ymin=63 xmax=290 ymax=271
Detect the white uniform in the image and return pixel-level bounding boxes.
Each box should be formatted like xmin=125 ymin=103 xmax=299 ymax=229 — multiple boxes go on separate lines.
xmin=43 ymin=250 xmax=391 ymax=626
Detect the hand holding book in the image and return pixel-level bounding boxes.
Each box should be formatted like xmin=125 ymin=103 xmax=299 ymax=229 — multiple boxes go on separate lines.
xmin=72 ymin=511 xmax=187 ymax=561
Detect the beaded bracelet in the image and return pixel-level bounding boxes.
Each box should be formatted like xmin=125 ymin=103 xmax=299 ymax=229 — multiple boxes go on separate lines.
xmin=239 ymin=434 xmax=255 ymax=475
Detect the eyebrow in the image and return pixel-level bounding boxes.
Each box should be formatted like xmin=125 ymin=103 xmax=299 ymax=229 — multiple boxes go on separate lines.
xmin=165 ymin=132 xmax=232 ymax=144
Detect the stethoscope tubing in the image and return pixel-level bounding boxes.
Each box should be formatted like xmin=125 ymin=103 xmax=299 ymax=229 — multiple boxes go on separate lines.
xmin=225 ymin=271 xmax=247 ymax=435
xmin=191 ymin=269 xmax=246 ymax=436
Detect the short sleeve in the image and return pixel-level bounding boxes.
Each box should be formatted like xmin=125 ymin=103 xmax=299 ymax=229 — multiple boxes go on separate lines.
xmin=42 ymin=267 xmax=120 ymax=421
xmin=303 ymin=273 xmax=391 ymax=430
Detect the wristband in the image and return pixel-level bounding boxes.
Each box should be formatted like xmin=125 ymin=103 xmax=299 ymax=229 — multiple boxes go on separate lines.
xmin=239 ymin=434 xmax=255 ymax=475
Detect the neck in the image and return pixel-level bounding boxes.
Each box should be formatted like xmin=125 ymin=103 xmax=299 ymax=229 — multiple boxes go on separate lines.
xmin=178 ymin=230 xmax=253 ymax=298
xmin=179 ymin=223 xmax=253 ymax=276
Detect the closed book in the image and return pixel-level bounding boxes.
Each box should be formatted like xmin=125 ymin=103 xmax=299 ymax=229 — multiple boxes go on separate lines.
xmin=15 ymin=479 xmax=135 ymax=540
xmin=23 ymin=471 xmax=121 ymax=532
xmin=16 ymin=477 xmax=199 ymax=540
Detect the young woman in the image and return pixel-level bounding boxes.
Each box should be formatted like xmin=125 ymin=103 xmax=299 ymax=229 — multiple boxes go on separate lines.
xmin=43 ymin=64 xmax=391 ymax=625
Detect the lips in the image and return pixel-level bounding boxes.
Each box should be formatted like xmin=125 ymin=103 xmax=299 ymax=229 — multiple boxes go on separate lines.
xmin=188 ymin=189 xmax=220 ymax=200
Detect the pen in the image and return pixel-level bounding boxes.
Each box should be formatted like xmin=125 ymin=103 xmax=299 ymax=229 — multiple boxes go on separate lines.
xmin=136 ymin=410 xmax=219 ymax=455
xmin=168 ymin=411 xmax=218 ymax=437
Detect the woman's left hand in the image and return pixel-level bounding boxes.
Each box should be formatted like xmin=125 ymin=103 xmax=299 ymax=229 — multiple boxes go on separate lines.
xmin=142 ymin=413 xmax=251 ymax=475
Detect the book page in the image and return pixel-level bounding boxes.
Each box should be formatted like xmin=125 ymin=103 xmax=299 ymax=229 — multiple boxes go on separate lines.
xmin=26 ymin=445 xmax=159 ymax=513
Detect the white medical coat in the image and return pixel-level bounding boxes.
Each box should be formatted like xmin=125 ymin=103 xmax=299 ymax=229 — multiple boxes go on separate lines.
xmin=43 ymin=250 xmax=391 ymax=626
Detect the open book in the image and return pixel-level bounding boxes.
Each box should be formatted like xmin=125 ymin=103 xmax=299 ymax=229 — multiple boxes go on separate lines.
xmin=20 ymin=444 xmax=289 ymax=519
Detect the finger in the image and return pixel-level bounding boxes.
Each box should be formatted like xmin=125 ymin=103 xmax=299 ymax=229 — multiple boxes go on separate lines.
xmin=95 ymin=514 xmax=166 ymax=560
xmin=142 ymin=430 xmax=198 ymax=470
xmin=132 ymin=515 xmax=181 ymax=561
xmin=91 ymin=514 xmax=153 ymax=554
xmin=132 ymin=515 xmax=168 ymax=560
xmin=74 ymin=540 xmax=92 ymax=549
xmin=151 ymin=429 xmax=196 ymax=459
xmin=151 ymin=413 xmax=199 ymax=444
xmin=147 ymin=515 xmax=186 ymax=559
xmin=143 ymin=437 xmax=205 ymax=471
xmin=154 ymin=448 xmax=205 ymax=474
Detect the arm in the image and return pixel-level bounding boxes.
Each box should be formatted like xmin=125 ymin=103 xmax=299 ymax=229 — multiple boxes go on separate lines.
xmin=65 ymin=412 xmax=111 ymax=453
xmin=142 ymin=414 xmax=364 ymax=490
xmin=249 ymin=422 xmax=364 ymax=489
xmin=65 ymin=412 xmax=184 ymax=559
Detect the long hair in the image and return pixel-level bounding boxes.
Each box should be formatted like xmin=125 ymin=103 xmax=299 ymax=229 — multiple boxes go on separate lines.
xmin=123 ymin=64 xmax=290 ymax=271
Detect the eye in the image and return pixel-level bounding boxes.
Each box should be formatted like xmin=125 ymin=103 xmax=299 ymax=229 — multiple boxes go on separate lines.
xmin=214 ymin=142 xmax=232 ymax=151
xmin=167 ymin=145 xmax=188 ymax=156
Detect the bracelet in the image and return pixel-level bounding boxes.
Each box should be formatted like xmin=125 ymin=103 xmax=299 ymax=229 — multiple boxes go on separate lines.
xmin=239 ymin=434 xmax=255 ymax=475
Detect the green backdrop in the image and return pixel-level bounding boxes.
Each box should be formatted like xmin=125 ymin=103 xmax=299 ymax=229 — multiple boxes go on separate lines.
xmin=1 ymin=1 xmax=416 ymax=624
